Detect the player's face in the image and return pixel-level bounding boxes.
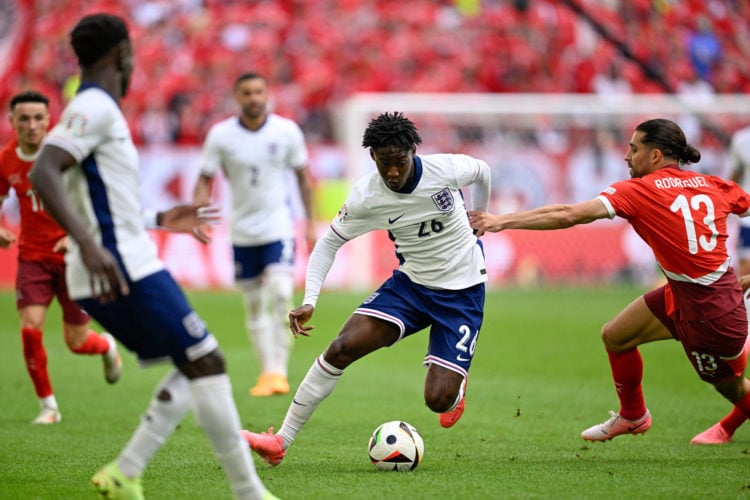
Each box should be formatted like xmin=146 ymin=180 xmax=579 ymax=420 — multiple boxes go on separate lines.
xmin=624 ymin=130 xmax=652 ymax=179
xmin=10 ymin=102 xmax=50 ymax=151
xmin=234 ymin=78 xmax=268 ymax=121
xmin=371 ymin=145 xmax=415 ymax=191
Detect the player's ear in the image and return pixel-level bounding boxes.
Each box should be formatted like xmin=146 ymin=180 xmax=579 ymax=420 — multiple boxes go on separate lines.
xmin=650 ymin=147 xmax=662 ymax=163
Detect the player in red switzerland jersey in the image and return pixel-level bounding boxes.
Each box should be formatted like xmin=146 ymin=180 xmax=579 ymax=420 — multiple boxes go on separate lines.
xmin=0 ymin=91 xmax=121 ymax=425
xmin=469 ymin=118 xmax=750 ymax=443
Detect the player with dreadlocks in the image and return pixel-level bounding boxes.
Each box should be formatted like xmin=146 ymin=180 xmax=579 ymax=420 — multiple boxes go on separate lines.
xmin=242 ymin=111 xmax=492 ymax=466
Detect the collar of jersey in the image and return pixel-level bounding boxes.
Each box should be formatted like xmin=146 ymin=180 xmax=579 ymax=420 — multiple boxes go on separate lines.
xmin=395 ymin=156 xmax=422 ymax=194
xmin=76 ymin=82 xmax=116 ymax=102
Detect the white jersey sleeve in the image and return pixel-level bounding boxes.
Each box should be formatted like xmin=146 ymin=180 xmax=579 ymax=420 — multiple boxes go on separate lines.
xmin=44 ymin=86 xmax=163 ymax=299
xmin=729 ymin=126 xmax=750 ymax=228
xmin=301 ymin=227 xmax=345 ymax=307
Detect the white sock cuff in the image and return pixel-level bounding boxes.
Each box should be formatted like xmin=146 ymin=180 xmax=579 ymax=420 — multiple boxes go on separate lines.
xmin=316 ymin=354 xmax=343 ymax=377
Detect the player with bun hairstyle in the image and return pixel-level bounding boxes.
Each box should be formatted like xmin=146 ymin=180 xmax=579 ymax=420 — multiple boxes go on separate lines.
xmin=243 ymin=111 xmax=491 ymax=466
xmin=469 ymin=118 xmax=750 ymax=443
xmin=30 ymin=13 xmax=277 ymax=500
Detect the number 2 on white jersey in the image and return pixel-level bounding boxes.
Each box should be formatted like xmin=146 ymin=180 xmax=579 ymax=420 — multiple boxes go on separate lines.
xmin=670 ymin=194 xmax=718 ymax=254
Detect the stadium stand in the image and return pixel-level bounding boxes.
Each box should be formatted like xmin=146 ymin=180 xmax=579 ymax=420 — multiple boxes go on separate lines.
xmin=1 ymin=0 xmax=749 ymax=146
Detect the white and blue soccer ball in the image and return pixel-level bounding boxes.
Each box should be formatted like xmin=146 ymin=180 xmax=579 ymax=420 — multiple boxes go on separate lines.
xmin=368 ymin=420 xmax=424 ymax=471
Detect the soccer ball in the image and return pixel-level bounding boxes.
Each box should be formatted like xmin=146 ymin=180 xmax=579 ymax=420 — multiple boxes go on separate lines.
xmin=368 ymin=420 xmax=424 ymax=471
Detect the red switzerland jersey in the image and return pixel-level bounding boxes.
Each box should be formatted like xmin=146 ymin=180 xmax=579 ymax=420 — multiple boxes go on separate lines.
xmin=598 ymin=164 xmax=750 ymax=320
xmin=0 ymin=140 xmax=66 ymax=263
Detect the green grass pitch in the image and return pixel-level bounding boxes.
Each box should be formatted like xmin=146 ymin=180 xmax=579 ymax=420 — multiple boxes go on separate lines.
xmin=1 ymin=286 xmax=749 ymax=499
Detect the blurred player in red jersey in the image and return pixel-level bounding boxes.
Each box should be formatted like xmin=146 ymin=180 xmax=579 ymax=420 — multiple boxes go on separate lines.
xmin=0 ymin=90 xmax=121 ymax=425
xmin=470 ymin=118 xmax=750 ymax=444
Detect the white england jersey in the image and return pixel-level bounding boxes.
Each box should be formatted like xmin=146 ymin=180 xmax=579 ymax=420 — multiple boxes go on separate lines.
xmin=729 ymin=126 xmax=750 ymax=228
xmin=44 ymin=85 xmax=163 ymax=299
xmin=302 ymin=154 xmax=489 ymax=307
xmin=199 ymin=113 xmax=309 ymax=246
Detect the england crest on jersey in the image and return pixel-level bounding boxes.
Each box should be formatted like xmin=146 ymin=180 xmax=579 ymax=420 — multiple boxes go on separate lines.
xmin=432 ymin=188 xmax=454 ymax=212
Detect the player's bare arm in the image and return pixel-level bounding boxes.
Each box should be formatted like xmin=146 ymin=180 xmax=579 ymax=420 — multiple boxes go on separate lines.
xmin=289 ymin=304 xmax=315 ymax=338
xmin=469 ymin=198 xmax=610 ymax=236
xmin=29 ymin=143 xmax=129 ymax=300
xmin=295 ymin=167 xmax=317 ymax=253
xmin=159 ymin=204 xmax=220 ymax=244
xmin=0 ymin=225 xmax=16 ymax=248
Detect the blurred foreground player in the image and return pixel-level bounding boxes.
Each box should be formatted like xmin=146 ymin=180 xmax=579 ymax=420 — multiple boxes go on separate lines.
xmin=30 ymin=13 xmax=277 ymax=500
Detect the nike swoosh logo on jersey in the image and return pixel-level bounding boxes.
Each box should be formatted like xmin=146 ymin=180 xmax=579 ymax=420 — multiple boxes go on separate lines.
xmin=388 ymin=214 xmax=405 ymax=224
xmin=457 ymin=355 xmax=470 ymax=362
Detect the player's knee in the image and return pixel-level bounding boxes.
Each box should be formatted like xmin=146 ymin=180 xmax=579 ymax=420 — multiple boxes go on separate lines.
xmin=178 ymin=349 xmax=226 ymax=378
xmin=424 ymin=389 xmax=455 ymax=413
xmin=713 ymin=376 xmax=748 ymax=403
xmin=325 ymin=336 xmax=357 ymax=369
xmin=600 ymin=321 xmax=624 ymax=351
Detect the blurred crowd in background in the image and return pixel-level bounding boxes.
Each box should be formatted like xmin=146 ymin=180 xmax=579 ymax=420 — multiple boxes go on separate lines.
xmin=1 ymin=0 xmax=749 ymax=147
xmin=1 ymin=0 xmax=749 ymax=287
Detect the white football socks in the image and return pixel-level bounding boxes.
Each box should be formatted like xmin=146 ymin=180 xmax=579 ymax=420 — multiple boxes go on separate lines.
xmin=189 ymin=373 xmax=267 ymax=499
xmin=277 ymin=354 xmax=343 ymax=448
xmin=118 ymin=369 xmax=190 ymax=478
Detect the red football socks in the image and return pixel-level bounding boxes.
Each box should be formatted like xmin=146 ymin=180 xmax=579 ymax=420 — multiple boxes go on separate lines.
xmin=21 ymin=327 xmax=52 ymax=398
xmin=607 ymin=348 xmax=647 ymax=421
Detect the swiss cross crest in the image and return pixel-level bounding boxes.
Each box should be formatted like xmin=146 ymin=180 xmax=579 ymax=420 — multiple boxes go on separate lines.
xmin=431 ymin=188 xmax=454 ymax=212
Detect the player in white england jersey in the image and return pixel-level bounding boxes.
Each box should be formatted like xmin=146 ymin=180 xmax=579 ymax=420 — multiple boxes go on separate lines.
xmin=194 ymin=72 xmax=315 ymax=398
xmin=29 ymin=13 xmax=277 ymax=500
xmin=242 ymin=111 xmax=491 ymax=467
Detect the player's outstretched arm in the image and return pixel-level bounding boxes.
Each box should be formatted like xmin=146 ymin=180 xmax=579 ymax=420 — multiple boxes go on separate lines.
xmin=158 ymin=204 xmax=220 ymax=243
xmin=469 ymin=199 xmax=610 ymax=236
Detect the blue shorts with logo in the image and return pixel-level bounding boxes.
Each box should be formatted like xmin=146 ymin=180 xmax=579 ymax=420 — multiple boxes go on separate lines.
xmin=355 ymin=270 xmax=485 ymax=378
xmin=233 ymin=239 xmax=294 ymax=280
xmin=77 ymin=270 xmax=218 ymax=364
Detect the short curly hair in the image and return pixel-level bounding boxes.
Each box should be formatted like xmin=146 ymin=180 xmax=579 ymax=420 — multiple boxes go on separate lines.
xmin=70 ymin=13 xmax=130 ymax=67
xmin=361 ymin=112 xmax=422 ymax=151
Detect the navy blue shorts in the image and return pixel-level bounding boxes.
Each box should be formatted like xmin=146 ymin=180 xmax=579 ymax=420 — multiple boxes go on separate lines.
xmin=355 ymin=270 xmax=485 ymax=378
xmin=77 ymin=270 xmax=218 ymax=364
xmin=739 ymin=224 xmax=750 ymax=259
xmin=233 ymin=239 xmax=294 ymax=280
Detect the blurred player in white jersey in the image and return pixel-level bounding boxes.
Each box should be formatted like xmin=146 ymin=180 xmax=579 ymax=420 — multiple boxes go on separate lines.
xmin=29 ymin=13 xmax=277 ymax=500
xmin=193 ymin=72 xmax=315 ymax=397
xmin=730 ymin=125 xmax=750 ymax=277
xmin=242 ymin=111 xmax=491 ymax=466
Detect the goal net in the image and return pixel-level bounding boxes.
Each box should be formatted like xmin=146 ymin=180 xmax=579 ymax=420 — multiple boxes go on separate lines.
xmin=332 ymin=92 xmax=750 ymax=289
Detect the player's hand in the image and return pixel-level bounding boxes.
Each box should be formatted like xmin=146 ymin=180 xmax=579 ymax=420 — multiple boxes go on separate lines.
xmin=159 ymin=204 xmax=220 ymax=244
xmin=52 ymin=235 xmax=69 ymax=253
xmin=0 ymin=226 xmax=16 ymax=248
xmin=289 ymin=304 xmax=315 ymax=338
xmin=79 ymin=239 xmax=129 ymax=302
xmin=468 ymin=210 xmax=502 ymax=237
xmin=740 ymin=275 xmax=750 ymax=295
